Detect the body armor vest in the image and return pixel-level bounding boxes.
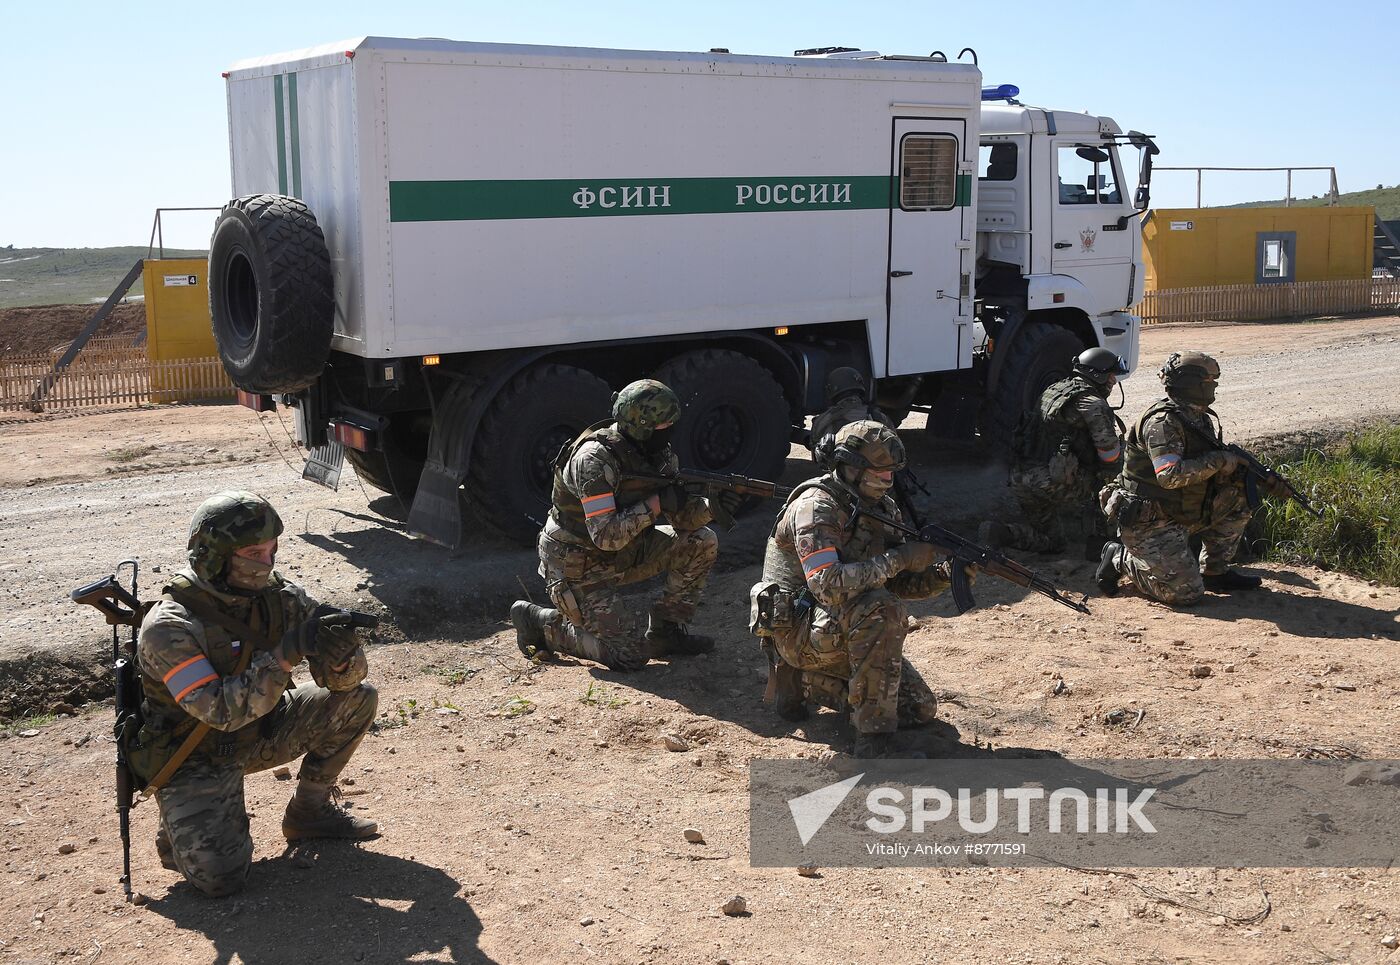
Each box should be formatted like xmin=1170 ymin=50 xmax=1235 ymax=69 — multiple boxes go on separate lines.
xmin=138 ymin=573 xmax=288 ymax=753
xmin=549 ymin=422 xmax=671 ymax=542
xmin=761 ymin=473 xmax=897 ymax=591
xmin=1019 ymin=375 xmax=1101 ymax=466
xmin=1121 ymin=398 xmax=1216 ymax=524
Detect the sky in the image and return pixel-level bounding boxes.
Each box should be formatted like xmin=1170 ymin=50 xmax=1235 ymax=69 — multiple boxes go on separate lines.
xmin=2 ymin=0 xmax=1394 ymax=250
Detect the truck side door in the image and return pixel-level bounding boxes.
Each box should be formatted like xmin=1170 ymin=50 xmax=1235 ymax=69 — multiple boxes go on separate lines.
xmin=1050 ymin=143 xmax=1135 ymax=307
xmin=886 ymin=118 xmax=972 ymax=377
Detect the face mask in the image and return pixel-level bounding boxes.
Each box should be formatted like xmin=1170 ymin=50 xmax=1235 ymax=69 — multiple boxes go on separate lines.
xmin=1170 ymin=377 xmax=1216 ymax=407
xmin=638 ymin=425 xmax=674 ymax=454
xmin=225 ymin=555 xmax=274 ymax=592
xmin=857 ymin=469 xmax=894 ymax=503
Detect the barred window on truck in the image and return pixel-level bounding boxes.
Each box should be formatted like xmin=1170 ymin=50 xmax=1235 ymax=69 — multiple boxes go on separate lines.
xmin=900 ymin=135 xmax=958 ymax=210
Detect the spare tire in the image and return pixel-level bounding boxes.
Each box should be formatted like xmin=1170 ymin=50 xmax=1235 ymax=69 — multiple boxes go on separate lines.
xmin=208 ymin=194 xmax=333 ymax=393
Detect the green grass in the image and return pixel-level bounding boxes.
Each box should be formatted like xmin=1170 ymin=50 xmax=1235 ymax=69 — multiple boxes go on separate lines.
xmin=0 ymin=245 xmax=206 ymax=309
xmin=1254 ymin=423 xmax=1400 ymax=585
xmin=1224 ymin=184 xmax=1400 ymax=220
xmin=1 ymin=712 xmax=58 ymax=737
xmin=578 ymin=681 xmax=629 ymax=709
xmin=501 ymin=696 xmax=535 ymax=718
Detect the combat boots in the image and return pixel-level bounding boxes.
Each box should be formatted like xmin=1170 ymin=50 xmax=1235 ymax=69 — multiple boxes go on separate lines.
xmin=977 ymin=521 xmax=1012 ymax=548
xmin=765 ymin=657 xmax=808 ymax=722
xmin=511 ymin=601 xmax=556 ymax=660
xmin=852 ymin=733 xmax=896 ymax=759
xmin=1203 ymin=570 xmax=1263 ymax=592
xmin=644 ymin=614 xmax=714 ymax=656
xmin=1096 ymin=541 xmax=1123 ymax=596
xmin=282 ymin=781 xmax=379 ymax=842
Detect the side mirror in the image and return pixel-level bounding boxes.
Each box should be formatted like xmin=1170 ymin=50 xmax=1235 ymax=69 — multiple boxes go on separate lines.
xmin=1076 ymin=146 xmax=1110 ymax=164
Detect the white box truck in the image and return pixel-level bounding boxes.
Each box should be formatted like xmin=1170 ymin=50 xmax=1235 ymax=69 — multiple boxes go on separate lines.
xmin=211 ymin=37 xmax=1157 ymax=544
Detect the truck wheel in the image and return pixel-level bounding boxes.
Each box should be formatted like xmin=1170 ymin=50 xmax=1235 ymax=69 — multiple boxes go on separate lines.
xmin=983 ymin=322 xmax=1085 ymax=448
xmin=344 ymin=413 xmax=431 ymax=505
xmin=651 ymin=349 xmax=791 ymax=482
xmin=466 ymin=364 xmax=614 ymax=543
xmin=208 ymin=194 xmax=333 ymax=393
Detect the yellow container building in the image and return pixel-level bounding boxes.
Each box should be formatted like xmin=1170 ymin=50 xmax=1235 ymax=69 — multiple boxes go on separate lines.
xmin=1142 ymin=206 xmax=1374 ymax=290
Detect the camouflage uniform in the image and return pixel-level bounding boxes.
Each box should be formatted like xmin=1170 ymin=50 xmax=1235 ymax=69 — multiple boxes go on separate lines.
xmin=531 ymin=382 xmax=718 ymax=671
xmin=1003 ymin=375 xmax=1123 ymax=553
xmin=755 ymin=469 xmax=949 ymax=736
xmin=134 ymin=493 xmax=376 ymax=897
xmin=1101 ymin=399 xmax=1251 ymax=605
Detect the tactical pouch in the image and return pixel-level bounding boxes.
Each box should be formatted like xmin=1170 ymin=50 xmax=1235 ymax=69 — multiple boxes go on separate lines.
xmin=750 ymin=582 xmax=780 ymax=637
xmin=1113 ymin=492 xmax=1156 ymax=528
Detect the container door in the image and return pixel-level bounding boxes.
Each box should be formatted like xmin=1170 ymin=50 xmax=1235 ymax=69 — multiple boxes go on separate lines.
xmin=886 ymin=117 xmax=972 ymax=377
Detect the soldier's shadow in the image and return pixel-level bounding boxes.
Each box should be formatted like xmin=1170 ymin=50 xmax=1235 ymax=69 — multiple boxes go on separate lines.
xmin=594 ymin=652 xmax=1066 ymax=760
xmin=149 ymin=845 xmax=493 ymax=965
xmin=1183 ymin=572 xmax=1398 ymax=641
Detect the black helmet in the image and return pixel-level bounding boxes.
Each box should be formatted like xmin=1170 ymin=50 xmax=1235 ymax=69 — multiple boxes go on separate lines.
xmin=1073 ymin=347 xmax=1130 ymax=387
xmin=824 ymin=367 xmax=867 ymax=403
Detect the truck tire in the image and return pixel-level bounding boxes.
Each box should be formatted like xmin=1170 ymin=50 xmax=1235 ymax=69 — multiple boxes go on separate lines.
xmin=208 ymin=194 xmax=333 ymax=394
xmin=651 ymin=349 xmax=791 ymax=482
xmin=983 ymin=322 xmax=1085 ymax=448
xmin=344 ymin=413 xmax=431 ymax=507
xmin=466 ymin=364 xmax=615 ymax=543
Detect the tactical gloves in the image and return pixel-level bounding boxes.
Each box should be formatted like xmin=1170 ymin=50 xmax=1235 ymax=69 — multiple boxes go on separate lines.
xmin=891 ymin=541 xmax=937 ymax=573
xmin=1214 ymin=450 xmax=1244 ymax=475
xmin=715 ymin=489 xmax=745 ymax=517
xmin=279 ymin=608 xmax=362 ymax=667
xmin=656 ymin=484 xmax=689 ymax=516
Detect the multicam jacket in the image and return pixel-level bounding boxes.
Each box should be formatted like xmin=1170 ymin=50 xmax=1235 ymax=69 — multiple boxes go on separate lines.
xmin=136 ymin=568 xmax=367 ymax=766
xmin=762 ymin=473 xmax=950 ymax=608
xmin=546 ymin=422 xmax=711 ymax=552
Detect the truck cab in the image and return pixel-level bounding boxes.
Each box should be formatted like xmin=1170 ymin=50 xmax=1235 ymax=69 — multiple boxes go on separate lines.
xmin=971 ymin=101 xmax=1157 ymax=441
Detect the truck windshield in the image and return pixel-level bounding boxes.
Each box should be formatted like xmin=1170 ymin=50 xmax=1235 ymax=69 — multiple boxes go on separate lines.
xmin=1057 ymin=145 xmax=1122 ymax=205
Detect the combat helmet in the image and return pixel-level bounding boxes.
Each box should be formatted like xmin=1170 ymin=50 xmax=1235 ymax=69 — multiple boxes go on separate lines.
xmin=824 ymin=367 xmax=868 ymax=404
xmin=1072 ymin=347 xmax=1130 ymax=389
xmin=831 ymin=420 xmax=906 ymax=471
xmin=187 ymin=491 xmax=283 ymax=591
xmin=1158 ymin=351 xmax=1220 ymax=406
xmin=612 ymin=379 xmax=681 ymax=442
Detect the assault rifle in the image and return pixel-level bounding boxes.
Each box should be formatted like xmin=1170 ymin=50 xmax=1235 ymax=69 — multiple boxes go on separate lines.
xmin=629 ymin=468 xmax=792 ymax=528
xmin=855 ymin=508 xmax=1092 ymax=615
xmin=71 ymin=563 xmax=147 ymax=904
xmin=1180 ymin=422 xmax=1323 ymax=519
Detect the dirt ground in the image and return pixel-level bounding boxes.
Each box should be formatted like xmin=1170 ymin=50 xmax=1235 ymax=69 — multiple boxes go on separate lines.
xmin=1 ymin=315 xmax=1399 ymax=964
xmin=0 ymin=304 xmax=146 ymax=356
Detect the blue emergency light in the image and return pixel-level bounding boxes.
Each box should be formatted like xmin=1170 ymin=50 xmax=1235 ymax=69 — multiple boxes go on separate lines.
xmin=981 ymin=84 xmax=1020 ymax=101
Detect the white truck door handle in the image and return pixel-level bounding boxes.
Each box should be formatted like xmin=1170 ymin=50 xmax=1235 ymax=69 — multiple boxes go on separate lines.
xmin=1053 ymin=242 xmax=1072 ymax=249
xmin=889 ymin=270 xmax=913 ymax=277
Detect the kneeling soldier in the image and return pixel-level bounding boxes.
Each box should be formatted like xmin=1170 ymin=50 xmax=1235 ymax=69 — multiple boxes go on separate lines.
xmin=752 ymin=421 xmax=961 ymax=758
xmin=511 ymin=379 xmax=727 ymax=671
xmin=1097 ymin=351 xmax=1268 ymax=605
xmin=135 ymin=491 xmax=378 ymax=897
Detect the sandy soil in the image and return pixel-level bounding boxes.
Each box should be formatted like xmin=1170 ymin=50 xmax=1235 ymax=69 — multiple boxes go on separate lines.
xmin=1 ymin=316 xmax=1399 ymax=964
xmin=0 ymin=304 xmax=146 ymax=356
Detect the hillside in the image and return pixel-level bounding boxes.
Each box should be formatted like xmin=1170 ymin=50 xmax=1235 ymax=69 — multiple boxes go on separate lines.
xmin=1224 ymin=184 xmax=1400 ymax=219
xmin=0 ymin=246 xmax=206 ymax=309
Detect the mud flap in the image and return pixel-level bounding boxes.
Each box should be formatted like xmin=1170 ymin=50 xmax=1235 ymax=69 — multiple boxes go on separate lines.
xmin=407 ymin=458 xmax=463 ymax=547
xmin=302 ymin=441 xmax=344 ymax=490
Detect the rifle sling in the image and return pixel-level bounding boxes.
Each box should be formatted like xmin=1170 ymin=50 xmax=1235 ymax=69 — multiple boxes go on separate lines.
xmin=141 ymin=590 xmax=270 ymax=797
